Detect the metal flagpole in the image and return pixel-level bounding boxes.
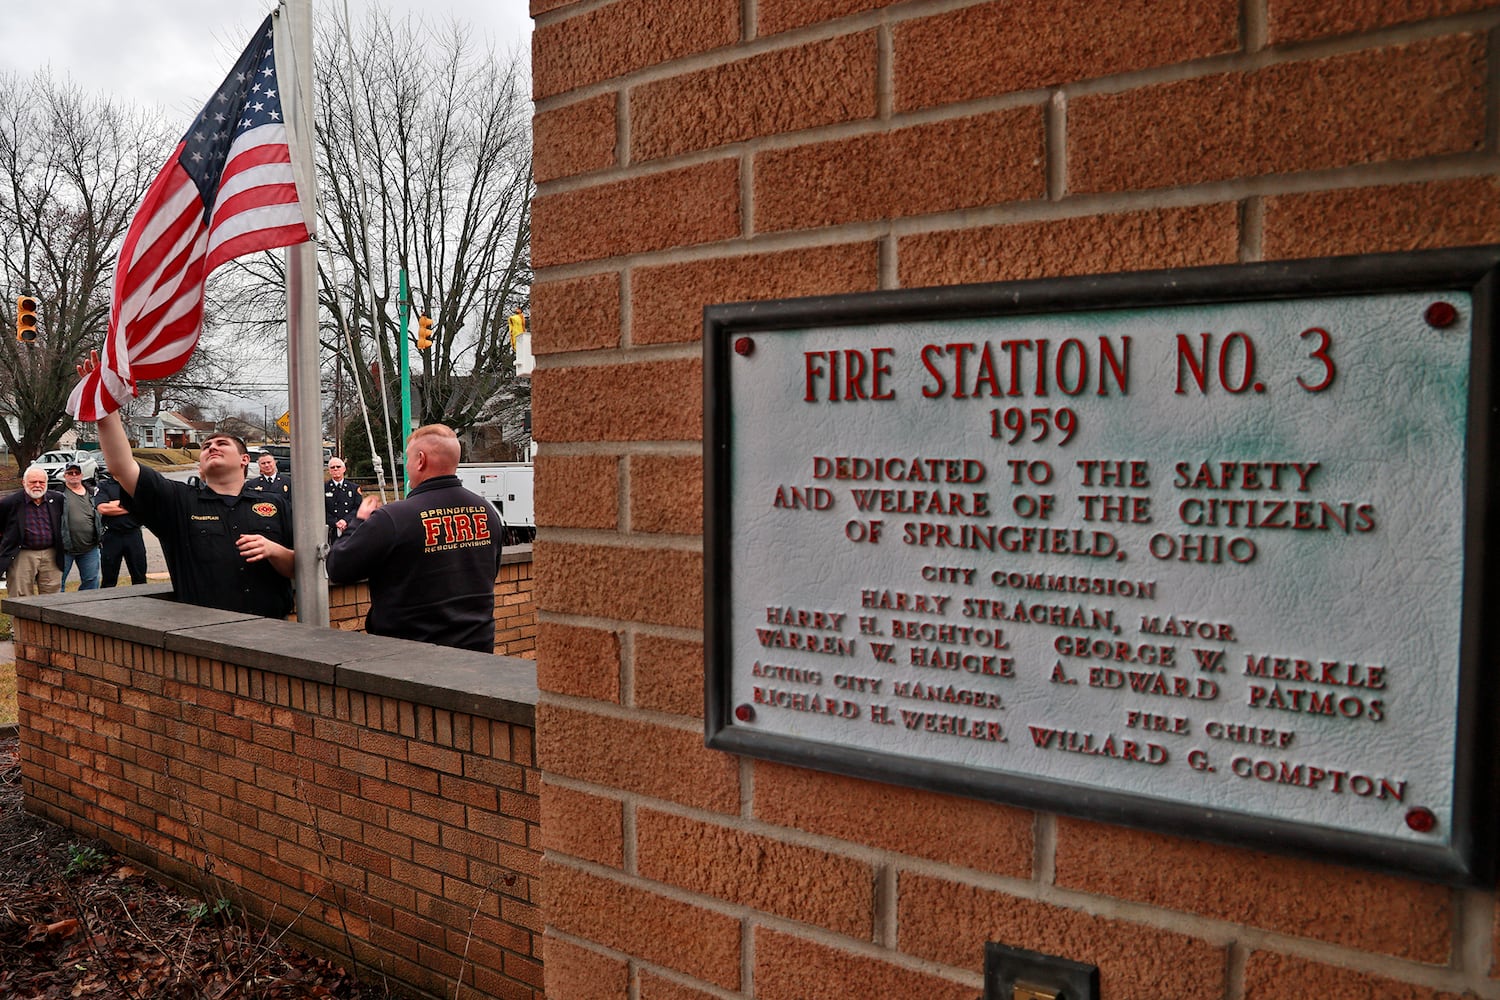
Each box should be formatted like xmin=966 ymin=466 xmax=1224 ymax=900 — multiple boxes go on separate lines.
xmin=399 ymin=269 xmax=411 ymax=496
xmin=280 ymin=0 xmax=330 ymax=627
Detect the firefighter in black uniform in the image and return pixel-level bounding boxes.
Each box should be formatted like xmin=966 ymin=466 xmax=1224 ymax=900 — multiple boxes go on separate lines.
xmin=248 ymin=453 xmax=292 ymax=498
xmin=323 ymin=457 xmax=362 ymax=545
xmin=88 ymin=388 xmax=295 ymax=618
xmin=326 ymin=424 xmax=502 ymax=652
xmin=94 ymin=475 xmax=149 ymax=587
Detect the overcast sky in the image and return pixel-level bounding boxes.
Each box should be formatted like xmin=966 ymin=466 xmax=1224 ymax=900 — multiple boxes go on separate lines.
xmin=0 ymin=1 xmax=533 ymax=418
xmin=1 ymin=1 xmax=532 ymax=113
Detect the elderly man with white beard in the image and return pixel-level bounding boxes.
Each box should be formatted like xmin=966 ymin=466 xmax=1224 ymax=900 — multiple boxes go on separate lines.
xmin=0 ymin=467 xmax=66 ymax=595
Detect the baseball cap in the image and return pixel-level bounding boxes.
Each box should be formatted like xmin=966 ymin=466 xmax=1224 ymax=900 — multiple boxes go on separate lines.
xmin=64 ymin=463 xmax=82 ymax=472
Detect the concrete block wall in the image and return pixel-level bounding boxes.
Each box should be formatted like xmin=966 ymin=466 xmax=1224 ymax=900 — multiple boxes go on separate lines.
xmin=528 ymin=1 xmax=1500 ymax=997
xmin=11 ymin=590 xmax=542 ymax=1000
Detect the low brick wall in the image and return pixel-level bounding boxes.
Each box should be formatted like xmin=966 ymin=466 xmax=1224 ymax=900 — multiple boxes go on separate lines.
xmin=329 ymin=545 xmax=536 ymax=658
xmin=8 ymin=586 xmax=541 ymax=1000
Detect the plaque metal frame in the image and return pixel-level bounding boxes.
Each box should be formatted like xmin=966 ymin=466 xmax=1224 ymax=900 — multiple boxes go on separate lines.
xmin=703 ymin=246 xmax=1499 ymax=886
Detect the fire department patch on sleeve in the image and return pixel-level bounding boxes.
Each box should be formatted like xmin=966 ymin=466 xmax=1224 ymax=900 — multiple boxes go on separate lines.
xmin=252 ymin=502 xmax=279 ymax=517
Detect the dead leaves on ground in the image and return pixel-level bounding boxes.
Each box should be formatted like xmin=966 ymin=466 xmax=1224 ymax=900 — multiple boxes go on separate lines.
xmin=0 ymin=737 xmax=384 ymax=999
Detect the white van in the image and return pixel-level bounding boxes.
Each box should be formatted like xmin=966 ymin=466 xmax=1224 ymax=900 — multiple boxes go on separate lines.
xmin=455 ymin=463 xmax=535 ymax=545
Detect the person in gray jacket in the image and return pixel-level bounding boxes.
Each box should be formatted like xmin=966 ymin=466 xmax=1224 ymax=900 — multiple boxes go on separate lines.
xmin=58 ymin=462 xmax=104 ymax=590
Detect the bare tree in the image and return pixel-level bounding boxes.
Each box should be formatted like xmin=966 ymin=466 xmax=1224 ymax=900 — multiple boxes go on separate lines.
xmin=234 ymin=10 xmax=532 ymax=457
xmin=0 ymin=73 xmax=168 ymax=468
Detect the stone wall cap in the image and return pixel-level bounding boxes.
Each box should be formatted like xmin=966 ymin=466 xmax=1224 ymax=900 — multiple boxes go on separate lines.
xmin=8 ymin=588 xmax=537 ymax=725
xmin=337 ymin=648 xmax=537 ymax=725
xmin=6 ymin=589 xmax=258 ymax=647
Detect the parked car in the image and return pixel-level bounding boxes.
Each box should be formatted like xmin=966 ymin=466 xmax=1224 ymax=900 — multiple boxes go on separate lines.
xmin=83 ymin=450 xmax=110 ymax=480
xmin=33 ymin=449 xmax=98 ymax=486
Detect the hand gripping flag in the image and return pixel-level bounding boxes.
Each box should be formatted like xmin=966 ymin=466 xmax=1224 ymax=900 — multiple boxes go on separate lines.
xmin=69 ymin=14 xmax=312 ymax=421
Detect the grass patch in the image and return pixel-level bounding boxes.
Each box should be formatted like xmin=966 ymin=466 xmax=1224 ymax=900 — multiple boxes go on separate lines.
xmin=0 ymin=660 xmax=15 ymax=728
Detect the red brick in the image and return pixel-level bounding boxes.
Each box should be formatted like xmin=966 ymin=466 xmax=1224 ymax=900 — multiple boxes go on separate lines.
xmin=1069 ymin=33 xmax=1486 ymax=194
xmin=536 ymin=622 xmax=621 ymax=702
xmin=631 ymin=33 xmax=876 ymax=162
xmin=543 ymin=861 xmax=741 ymax=988
xmin=755 ymin=109 xmax=1044 ymax=233
xmin=535 ymin=454 xmax=619 ymax=531
xmin=1054 ymin=819 xmax=1452 ymax=961
xmin=639 ymin=971 xmax=722 ymax=1000
xmin=899 ymin=203 xmax=1240 ymax=288
xmin=1244 ymin=951 xmax=1472 ymax=999
xmin=534 ymin=94 xmax=617 ymax=184
xmin=754 ymin=928 xmax=973 ymax=1000
xmin=637 ymin=809 xmax=873 ymax=935
xmin=895 ymin=0 xmax=1237 ymax=111
xmin=538 ymin=704 xmax=739 ymax=813
xmin=627 ymin=455 xmax=700 ymax=535
xmin=631 ymin=242 xmax=879 ymax=346
xmin=533 ymin=0 xmax=739 ymax=99
xmin=533 ymin=160 xmax=740 ymax=268
xmin=541 ymin=783 xmax=625 ymax=867
xmin=757 ymin=0 xmax=899 ymax=35
xmin=531 ymin=272 xmax=621 ymax=355
xmin=900 ymin=873 xmax=1225 ymax=998
xmin=633 ymin=634 xmax=703 ymax=718
xmin=1267 ymin=0 xmax=1500 ymax=43
xmin=1263 ymin=177 xmax=1500 ymax=260
xmin=546 ymin=941 xmax=627 ymax=1000
xmin=535 ymin=541 xmax=701 ymax=630
xmin=532 ymin=358 xmax=701 ymax=444
xmin=754 ymin=762 xmax=1031 ymax=876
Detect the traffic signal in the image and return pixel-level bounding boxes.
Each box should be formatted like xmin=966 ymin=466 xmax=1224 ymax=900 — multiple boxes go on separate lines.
xmin=508 ymin=310 xmax=525 ymax=349
xmin=416 ymin=314 xmax=434 ymax=350
xmin=15 ymin=295 xmax=38 ymax=343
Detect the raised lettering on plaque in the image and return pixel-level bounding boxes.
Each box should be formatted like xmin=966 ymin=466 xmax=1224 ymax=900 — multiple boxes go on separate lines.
xmin=704 ymin=248 xmax=1499 ymax=886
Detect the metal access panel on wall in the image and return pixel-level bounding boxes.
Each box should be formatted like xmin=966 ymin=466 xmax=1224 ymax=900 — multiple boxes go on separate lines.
xmin=703 ymin=247 xmax=1499 ymax=885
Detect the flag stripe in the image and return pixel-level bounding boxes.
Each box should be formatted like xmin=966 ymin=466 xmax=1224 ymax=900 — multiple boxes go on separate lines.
xmin=69 ymin=14 xmax=310 ymax=423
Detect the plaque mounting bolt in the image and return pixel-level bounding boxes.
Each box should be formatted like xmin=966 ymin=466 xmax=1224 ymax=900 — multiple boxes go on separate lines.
xmin=1424 ymin=301 xmax=1458 ymax=329
xmin=734 ymin=703 xmax=755 ymax=723
xmin=734 ymin=336 xmax=755 ymax=356
xmin=1405 ymin=807 xmax=1437 ymax=833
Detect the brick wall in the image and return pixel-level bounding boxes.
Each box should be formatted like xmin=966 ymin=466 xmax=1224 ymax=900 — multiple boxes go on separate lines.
xmin=529 ymin=2 xmax=1500 ymax=998
xmin=11 ymin=589 xmax=542 ymax=1000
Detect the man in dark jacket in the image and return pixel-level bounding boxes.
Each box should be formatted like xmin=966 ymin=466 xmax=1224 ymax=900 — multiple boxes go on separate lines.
xmin=95 ymin=474 xmax=149 ymax=587
xmin=0 ymin=467 xmax=66 ymax=595
xmin=326 ymin=424 xmax=502 ymax=652
xmin=247 ymin=453 xmax=292 ymax=498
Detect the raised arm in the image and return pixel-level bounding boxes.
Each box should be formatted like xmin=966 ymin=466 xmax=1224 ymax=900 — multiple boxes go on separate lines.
xmin=96 ymin=411 xmax=141 ymax=496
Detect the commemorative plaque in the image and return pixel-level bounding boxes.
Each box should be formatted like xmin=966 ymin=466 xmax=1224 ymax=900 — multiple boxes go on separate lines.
xmin=703 ymin=248 xmax=1499 ymax=884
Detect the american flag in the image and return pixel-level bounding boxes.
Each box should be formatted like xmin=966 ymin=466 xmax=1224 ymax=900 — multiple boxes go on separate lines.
xmin=69 ymin=13 xmax=312 ymax=421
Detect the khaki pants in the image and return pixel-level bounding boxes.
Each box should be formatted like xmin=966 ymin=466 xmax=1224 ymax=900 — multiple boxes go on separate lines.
xmin=11 ymin=547 xmax=62 ymax=596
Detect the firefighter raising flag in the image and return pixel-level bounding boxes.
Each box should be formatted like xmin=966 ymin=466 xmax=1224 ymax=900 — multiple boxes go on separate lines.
xmin=69 ymin=14 xmax=313 ymax=421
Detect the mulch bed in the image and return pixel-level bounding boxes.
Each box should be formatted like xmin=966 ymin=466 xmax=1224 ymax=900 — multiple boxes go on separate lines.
xmin=0 ymin=736 xmax=389 ymax=998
